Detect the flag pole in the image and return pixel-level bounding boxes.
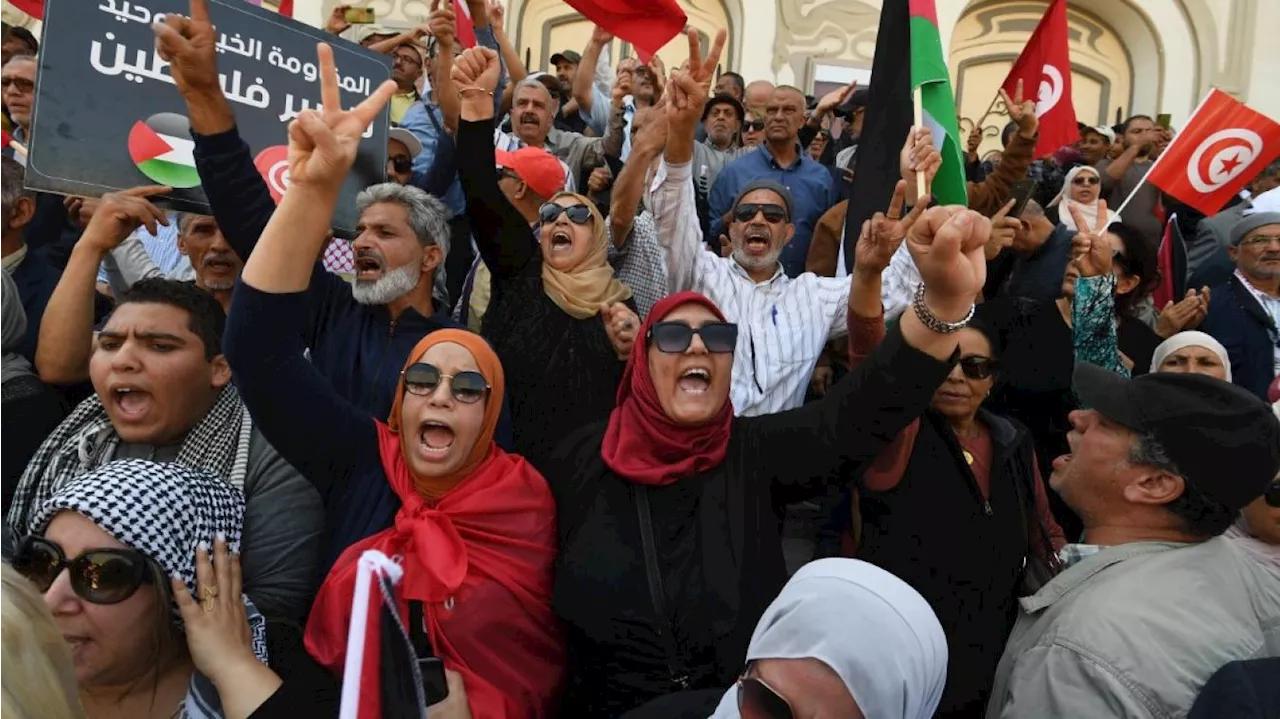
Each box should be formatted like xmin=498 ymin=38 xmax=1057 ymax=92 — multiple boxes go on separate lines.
xmin=1113 ymin=89 xmax=1216 ymax=216
xmin=913 ymin=86 xmax=926 ymax=199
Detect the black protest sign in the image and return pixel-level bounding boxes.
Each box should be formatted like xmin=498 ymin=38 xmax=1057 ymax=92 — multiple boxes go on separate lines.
xmin=25 ymin=0 xmax=391 ymax=237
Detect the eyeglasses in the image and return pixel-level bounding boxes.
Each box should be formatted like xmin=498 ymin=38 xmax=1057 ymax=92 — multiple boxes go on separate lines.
xmin=538 ymin=202 xmax=593 ymax=225
xmin=13 ymin=536 xmax=154 ymax=605
xmin=388 ymin=155 xmax=413 ymax=174
xmin=958 ymin=355 xmax=998 ymax=380
xmin=647 ymin=321 xmax=738 ymax=353
xmin=1265 ymin=481 xmax=1280 ymax=508
xmin=1071 ymin=175 xmax=1100 ymax=186
xmin=737 ymin=673 xmax=794 ymax=719
xmin=0 ymin=76 xmax=34 ymax=93
xmin=744 ymin=120 xmax=765 ymax=132
xmin=392 ymin=53 xmax=421 ymax=67
xmin=1240 ymin=234 xmax=1280 ymax=249
xmin=733 ymin=203 xmax=788 ymax=224
xmin=402 ymin=363 xmax=490 ymax=404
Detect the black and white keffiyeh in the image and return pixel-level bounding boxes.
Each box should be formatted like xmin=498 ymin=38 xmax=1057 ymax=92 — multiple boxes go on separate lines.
xmin=7 ymin=384 xmax=252 ymax=535
xmin=28 ymin=459 xmax=267 ymax=719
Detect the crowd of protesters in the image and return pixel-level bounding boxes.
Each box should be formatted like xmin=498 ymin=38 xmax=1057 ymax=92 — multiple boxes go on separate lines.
xmin=2 ymin=1 xmax=1279 ymax=717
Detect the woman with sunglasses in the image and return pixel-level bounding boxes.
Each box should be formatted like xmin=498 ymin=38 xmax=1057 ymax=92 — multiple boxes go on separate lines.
xmin=826 ymin=216 xmax=1064 ymax=718
xmin=11 ymin=459 xmax=336 ymax=719
xmin=546 ymin=184 xmax=996 ymax=713
xmin=453 ymin=47 xmax=639 ymax=473
xmin=1048 ymin=166 xmax=1118 ymax=231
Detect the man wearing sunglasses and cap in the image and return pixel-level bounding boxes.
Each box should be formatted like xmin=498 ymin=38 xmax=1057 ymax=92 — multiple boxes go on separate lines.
xmin=987 ymin=365 xmax=1280 ymax=719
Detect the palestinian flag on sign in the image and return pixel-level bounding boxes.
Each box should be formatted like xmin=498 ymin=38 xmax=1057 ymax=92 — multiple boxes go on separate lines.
xmin=909 ymin=0 xmax=967 ymax=206
xmin=128 ymin=113 xmax=201 ymax=189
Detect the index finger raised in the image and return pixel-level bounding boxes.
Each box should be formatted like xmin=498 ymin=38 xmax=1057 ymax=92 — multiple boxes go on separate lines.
xmin=701 ymin=29 xmax=726 ymax=77
xmin=1092 ymin=199 xmax=1109 ymax=234
xmin=886 ymin=180 xmax=907 ymax=219
xmin=189 ymin=0 xmax=212 ymax=24
xmin=1068 ymin=204 xmax=1091 ymax=235
xmin=992 ymin=197 xmax=1016 ymax=222
xmin=352 ymin=80 xmax=400 ymax=128
xmin=316 ymin=42 xmax=341 ymax=111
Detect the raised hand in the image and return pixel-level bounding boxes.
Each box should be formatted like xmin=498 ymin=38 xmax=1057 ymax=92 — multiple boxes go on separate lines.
xmin=666 ymin=27 xmax=726 ymax=131
xmin=428 ymin=0 xmax=457 ymax=46
xmin=998 ymin=79 xmax=1038 ymax=137
xmin=966 ymin=124 xmax=982 ymax=157
xmin=591 ymin=25 xmax=614 ymax=46
xmin=631 ymin=104 xmax=669 ymax=153
xmin=906 ymin=206 xmax=992 ymax=319
xmin=487 ymin=0 xmax=505 ymax=29
xmin=646 ymin=54 xmax=667 ymax=100
xmin=855 ymin=180 xmax=926 ymax=275
xmin=587 ymin=166 xmax=613 ymax=195
xmin=79 ymin=186 xmax=172 ymax=252
xmin=1068 ymin=200 xmax=1112 ymax=278
xmin=815 ymin=80 xmax=857 ymax=116
xmin=900 ymin=126 xmax=942 ymax=204
xmin=154 ymin=0 xmax=220 ymax=97
xmin=611 ymin=70 xmax=632 ymax=107
xmin=451 ymin=46 xmax=502 ymax=94
xmin=1155 ymin=286 xmax=1211 ymax=338
xmin=985 ymin=198 xmax=1019 ymax=260
xmin=286 ymin=43 xmax=397 ymax=193
xmin=686 ymin=27 xmax=725 ymax=90
xmin=602 ymin=302 xmax=640 ymax=359
xmin=326 ymin=4 xmax=352 ymax=35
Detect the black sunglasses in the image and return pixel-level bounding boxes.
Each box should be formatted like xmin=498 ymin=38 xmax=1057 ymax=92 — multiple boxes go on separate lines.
xmin=733 ymin=203 xmax=788 ymax=224
xmin=402 ymin=362 xmax=490 ymax=404
xmin=538 ymin=202 xmax=593 ymax=225
xmin=738 ymin=673 xmax=794 ymax=719
xmin=14 ymin=536 xmax=154 ymax=605
xmin=1071 ymin=175 xmax=1100 ymax=186
xmin=744 ymin=120 xmax=765 ymax=131
xmin=647 ymin=321 xmax=738 ymax=354
xmin=958 ymin=355 xmax=998 ymax=380
xmin=388 ymin=155 xmax=413 ymax=174
xmin=1266 ymin=481 xmax=1280 ymax=508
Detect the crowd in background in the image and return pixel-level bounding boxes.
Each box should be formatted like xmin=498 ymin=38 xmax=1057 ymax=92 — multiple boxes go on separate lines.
xmin=2 ymin=1 xmax=1279 ymax=717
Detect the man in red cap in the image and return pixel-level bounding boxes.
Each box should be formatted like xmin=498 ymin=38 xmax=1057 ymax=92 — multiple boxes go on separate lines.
xmin=455 ymin=146 xmax=567 ymax=330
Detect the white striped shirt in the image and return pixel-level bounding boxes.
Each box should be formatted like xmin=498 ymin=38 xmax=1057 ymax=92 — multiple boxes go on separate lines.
xmin=649 ymin=159 xmax=851 ymax=417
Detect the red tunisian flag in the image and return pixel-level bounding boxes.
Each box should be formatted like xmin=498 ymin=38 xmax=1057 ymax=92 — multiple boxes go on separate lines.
xmin=1146 ymin=89 xmax=1280 ymax=215
xmin=1000 ymin=0 xmax=1076 ymax=158
xmin=452 ymin=0 xmax=478 ymax=48
xmin=7 ymin=0 xmax=43 ymax=19
xmin=563 ymin=0 xmax=687 ymax=62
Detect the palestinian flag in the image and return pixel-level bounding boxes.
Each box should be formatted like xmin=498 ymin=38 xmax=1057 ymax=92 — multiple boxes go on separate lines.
xmin=909 ymin=0 xmax=967 ymax=206
xmin=128 ymin=113 xmax=201 ymax=189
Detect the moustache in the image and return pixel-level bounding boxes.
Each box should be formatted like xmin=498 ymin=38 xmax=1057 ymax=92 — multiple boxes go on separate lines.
xmin=355 ymin=248 xmax=385 ymax=265
xmin=519 ymin=113 xmax=539 ymax=125
xmin=200 ymin=252 xmax=236 ymax=268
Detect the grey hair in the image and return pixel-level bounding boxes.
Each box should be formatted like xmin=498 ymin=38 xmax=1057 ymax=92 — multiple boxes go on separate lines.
xmin=515 ymin=76 xmax=559 ymax=117
xmin=2 ymin=54 xmax=36 ymax=70
xmin=1128 ymin=432 xmax=1181 ymax=476
xmin=1129 ymin=431 xmax=1236 ymax=537
xmin=355 ymin=182 xmax=452 ymax=307
xmin=1 ymin=156 xmax=31 ymax=222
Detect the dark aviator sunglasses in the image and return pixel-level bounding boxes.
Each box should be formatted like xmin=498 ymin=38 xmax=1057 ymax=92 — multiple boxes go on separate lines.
xmin=647 ymin=321 xmax=738 ymax=354
xmin=958 ymin=356 xmax=998 ymax=380
xmin=538 ymin=202 xmax=593 ymax=226
xmin=733 ymin=203 xmax=788 ymax=224
xmin=403 ymin=363 xmax=491 ymax=404
xmin=14 ymin=536 xmax=155 ymax=605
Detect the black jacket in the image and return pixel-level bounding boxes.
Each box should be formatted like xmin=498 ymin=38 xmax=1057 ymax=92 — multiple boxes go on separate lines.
xmin=543 ymin=325 xmax=953 ymax=716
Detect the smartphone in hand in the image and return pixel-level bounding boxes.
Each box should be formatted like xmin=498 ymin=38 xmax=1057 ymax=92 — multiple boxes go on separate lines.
xmin=1006 ymin=178 xmax=1039 ymax=219
xmin=344 ymin=6 xmax=376 ymax=23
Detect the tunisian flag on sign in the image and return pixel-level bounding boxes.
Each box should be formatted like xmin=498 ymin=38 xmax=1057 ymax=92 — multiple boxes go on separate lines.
xmin=1146 ymin=89 xmax=1280 ymax=215
xmin=563 ymin=0 xmax=687 ymax=61
xmin=1000 ymin=0 xmax=1076 ymax=158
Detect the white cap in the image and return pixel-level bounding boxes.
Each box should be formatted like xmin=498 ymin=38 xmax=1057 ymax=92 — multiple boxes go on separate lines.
xmin=388 ymin=127 xmax=423 ymax=158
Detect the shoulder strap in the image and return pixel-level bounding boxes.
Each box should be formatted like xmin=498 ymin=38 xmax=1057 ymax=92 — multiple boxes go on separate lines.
xmin=631 ymin=483 xmax=692 ymax=690
xmin=408 ymin=600 xmax=435 ymax=659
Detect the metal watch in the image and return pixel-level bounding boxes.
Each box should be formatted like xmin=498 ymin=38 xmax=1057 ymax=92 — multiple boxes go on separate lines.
xmin=912 ymin=282 xmax=974 ymax=334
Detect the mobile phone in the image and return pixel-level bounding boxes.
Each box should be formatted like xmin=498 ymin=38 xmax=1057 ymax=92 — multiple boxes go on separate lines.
xmin=1156 ymin=113 xmax=1172 ymax=129
xmin=1006 ymin=178 xmax=1039 ymax=219
xmin=344 ymin=7 xmax=375 ymax=24
xmin=419 ymin=657 xmax=450 ymax=705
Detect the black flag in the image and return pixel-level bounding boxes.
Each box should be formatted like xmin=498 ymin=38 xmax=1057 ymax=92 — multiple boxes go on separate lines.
xmin=844 ymin=0 xmax=913 ymax=273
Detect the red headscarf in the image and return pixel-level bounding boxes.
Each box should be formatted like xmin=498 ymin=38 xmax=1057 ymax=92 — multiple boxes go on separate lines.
xmin=306 ymin=333 xmax=564 ymax=718
xmin=601 ymin=291 xmax=735 ymax=485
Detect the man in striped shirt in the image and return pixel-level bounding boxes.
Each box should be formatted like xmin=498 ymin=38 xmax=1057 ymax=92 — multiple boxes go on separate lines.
xmin=649 ymin=66 xmax=887 ymax=417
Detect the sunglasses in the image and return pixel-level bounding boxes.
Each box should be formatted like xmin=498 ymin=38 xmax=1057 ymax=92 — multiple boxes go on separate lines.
xmin=14 ymin=536 xmax=154 ymax=605
xmin=402 ymin=363 xmax=490 ymax=404
xmin=538 ymin=202 xmax=593 ymax=225
xmin=647 ymin=321 xmax=738 ymax=354
xmin=958 ymin=355 xmax=998 ymax=380
xmin=0 ymin=77 xmax=34 ymax=93
xmin=1071 ymin=175 xmax=1100 ymax=186
xmin=733 ymin=203 xmax=788 ymax=224
xmin=738 ymin=673 xmax=794 ymax=719
xmin=388 ymin=155 xmax=413 ymax=174
xmin=744 ymin=120 xmax=765 ymax=132
xmin=1266 ymin=481 xmax=1280 ymax=508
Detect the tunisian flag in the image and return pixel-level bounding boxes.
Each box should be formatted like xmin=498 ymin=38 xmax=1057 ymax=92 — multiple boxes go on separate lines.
xmin=1146 ymin=89 xmax=1280 ymax=215
xmin=6 ymin=0 xmax=43 ymax=19
xmin=1000 ymin=0 xmax=1076 ymax=158
xmin=563 ymin=0 xmax=687 ymax=61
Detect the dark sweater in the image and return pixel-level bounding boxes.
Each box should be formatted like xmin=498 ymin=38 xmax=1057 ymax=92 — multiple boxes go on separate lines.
xmin=456 ymin=118 xmax=629 ymax=471
xmin=542 ymin=324 xmax=953 ymax=716
xmin=1199 ymin=274 xmax=1277 ymax=400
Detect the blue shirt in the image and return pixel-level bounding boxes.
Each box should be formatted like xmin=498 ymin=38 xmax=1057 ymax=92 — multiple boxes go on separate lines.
xmin=708 ymin=144 xmax=838 ymax=277
xmin=96 ymin=214 xmax=188 ymax=284
xmin=399 ymin=26 xmax=506 ymax=216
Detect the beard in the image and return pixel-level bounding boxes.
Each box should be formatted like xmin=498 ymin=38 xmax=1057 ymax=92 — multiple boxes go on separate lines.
xmin=351 ymin=260 xmax=422 ymax=305
xmin=731 ymin=236 xmax=782 ymax=274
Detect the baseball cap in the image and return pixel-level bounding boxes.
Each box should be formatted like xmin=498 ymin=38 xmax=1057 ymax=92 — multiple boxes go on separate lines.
xmin=388 ymin=127 xmax=422 ymax=158
xmin=495 ymin=147 xmax=565 ymax=200
xmin=549 ymin=49 xmax=582 ymax=66
xmin=1229 ymin=210 xmax=1280 ymax=247
xmin=1073 ymin=363 xmax=1280 ymax=511
xmin=701 ymin=94 xmax=745 ymax=124
xmin=1082 ymin=125 xmax=1116 ymax=143
xmin=733 ymin=179 xmax=794 ymax=220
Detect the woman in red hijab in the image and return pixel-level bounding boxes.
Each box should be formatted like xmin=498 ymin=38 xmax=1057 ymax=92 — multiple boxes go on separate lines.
xmin=542 ymin=201 xmax=995 ymax=717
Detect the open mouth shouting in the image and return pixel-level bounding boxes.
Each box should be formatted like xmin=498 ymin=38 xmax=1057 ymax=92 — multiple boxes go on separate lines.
xmin=417 ymin=419 xmax=456 ymax=459
xmin=742 ymin=227 xmax=772 ymax=256
xmin=354 ymin=251 xmax=385 ymax=282
xmin=108 ymin=384 xmax=153 ymax=423
xmin=549 ymin=228 xmax=574 ymax=255
xmin=677 ymin=366 xmax=712 ymax=395
xmin=519 ymin=112 xmax=540 ymax=129
xmin=202 ymin=254 xmax=237 ymax=274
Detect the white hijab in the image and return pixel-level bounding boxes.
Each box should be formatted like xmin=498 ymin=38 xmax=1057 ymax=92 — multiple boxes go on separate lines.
xmin=709 ymin=559 xmax=947 ymax=719
xmin=1151 ymin=331 xmax=1232 ymax=382
xmin=1051 ymin=166 xmax=1119 ymax=232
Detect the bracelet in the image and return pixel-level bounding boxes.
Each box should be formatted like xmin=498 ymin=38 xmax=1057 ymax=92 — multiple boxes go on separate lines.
xmin=912 ymin=282 xmax=974 ymax=334
xmin=457 ymin=85 xmax=493 ymax=96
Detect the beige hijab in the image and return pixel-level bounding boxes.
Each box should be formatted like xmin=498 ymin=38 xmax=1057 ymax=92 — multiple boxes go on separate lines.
xmin=539 ymin=192 xmax=632 ymax=319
